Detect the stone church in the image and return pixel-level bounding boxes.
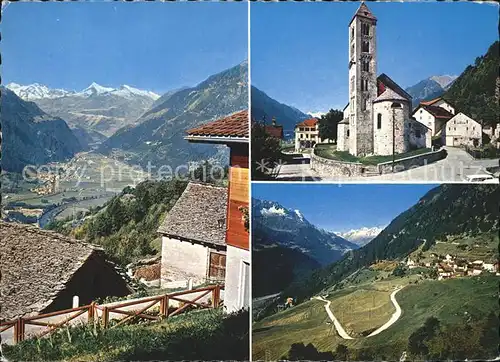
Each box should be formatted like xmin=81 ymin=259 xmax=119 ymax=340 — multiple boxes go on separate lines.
xmin=337 ymin=2 xmax=430 ymax=157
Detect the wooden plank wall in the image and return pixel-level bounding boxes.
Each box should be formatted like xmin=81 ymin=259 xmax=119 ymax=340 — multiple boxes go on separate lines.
xmin=226 ymin=147 xmax=249 ymax=250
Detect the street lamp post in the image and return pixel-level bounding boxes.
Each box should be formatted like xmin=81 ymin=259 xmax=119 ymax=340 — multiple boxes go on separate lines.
xmin=391 ymin=102 xmax=402 ymax=173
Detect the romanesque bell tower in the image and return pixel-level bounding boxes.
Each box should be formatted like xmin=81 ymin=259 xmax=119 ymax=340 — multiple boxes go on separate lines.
xmin=348 ymin=2 xmax=377 ymax=156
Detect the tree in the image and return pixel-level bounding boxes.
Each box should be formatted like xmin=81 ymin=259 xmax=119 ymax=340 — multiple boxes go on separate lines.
xmin=251 ymin=121 xmax=283 ymax=180
xmin=283 ymin=343 xmax=335 ymax=361
xmin=318 ymin=109 xmax=343 ymax=141
xmin=335 ymin=344 xmax=349 ymax=361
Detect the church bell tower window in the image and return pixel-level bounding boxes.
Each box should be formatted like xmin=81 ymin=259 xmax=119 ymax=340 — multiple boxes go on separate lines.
xmin=362 ymin=59 xmax=369 ymax=72
xmin=377 ymin=114 xmax=382 ymax=129
xmin=362 ymin=40 xmax=369 ymax=53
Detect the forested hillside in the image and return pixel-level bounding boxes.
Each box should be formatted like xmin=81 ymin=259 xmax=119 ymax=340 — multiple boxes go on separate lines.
xmin=283 ymin=184 xmax=499 ymax=302
xmin=445 ymin=41 xmax=499 ymax=127
xmin=46 ymin=179 xmax=188 ymax=265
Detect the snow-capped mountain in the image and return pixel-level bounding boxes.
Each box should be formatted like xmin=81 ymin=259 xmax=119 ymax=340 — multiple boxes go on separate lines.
xmin=7 ymin=82 xmax=160 ymax=101
xmin=78 ymin=82 xmax=116 ymax=97
xmin=6 ymin=82 xmax=161 ymax=139
xmin=307 ymin=111 xmax=326 ymax=118
xmin=253 ymin=198 xmax=359 ymax=265
xmin=6 ymin=83 xmax=73 ymax=101
xmin=336 ymin=226 xmax=384 ymax=247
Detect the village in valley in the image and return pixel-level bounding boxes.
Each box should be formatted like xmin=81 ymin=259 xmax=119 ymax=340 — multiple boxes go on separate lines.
xmin=1 ymin=2 xmax=250 ymax=360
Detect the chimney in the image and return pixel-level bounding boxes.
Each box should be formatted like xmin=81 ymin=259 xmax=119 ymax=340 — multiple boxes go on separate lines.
xmin=272 ymin=117 xmax=277 ymax=126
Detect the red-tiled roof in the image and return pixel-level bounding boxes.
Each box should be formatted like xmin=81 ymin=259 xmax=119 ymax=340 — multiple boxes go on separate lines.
xmin=265 ymin=125 xmax=284 ymax=139
xmin=420 ymin=97 xmax=442 ymax=106
xmin=186 ymin=110 xmax=248 ymax=139
xmin=419 ymin=105 xmax=454 ymax=120
xmin=296 ymin=118 xmax=318 ymax=127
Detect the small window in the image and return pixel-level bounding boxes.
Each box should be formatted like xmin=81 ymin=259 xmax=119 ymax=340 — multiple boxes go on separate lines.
xmin=351 ymin=27 xmax=354 ymax=41
xmin=362 ymin=59 xmax=369 ymax=72
xmin=416 ymin=129 xmax=422 ymax=138
xmin=377 ymin=114 xmax=382 ymax=129
xmin=361 ymin=97 xmax=367 ymax=111
xmin=209 ymin=252 xmax=226 ymax=280
xmin=347 ymin=129 xmax=350 ymax=137
xmin=361 ymin=23 xmax=370 ymax=36
xmin=361 ymin=79 xmax=368 ymax=91
xmin=362 ymin=40 xmax=369 ymax=53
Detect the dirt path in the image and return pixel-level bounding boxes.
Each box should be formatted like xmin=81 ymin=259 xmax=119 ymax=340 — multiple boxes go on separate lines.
xmin=314 ymin=286 xmax=404 ymax=339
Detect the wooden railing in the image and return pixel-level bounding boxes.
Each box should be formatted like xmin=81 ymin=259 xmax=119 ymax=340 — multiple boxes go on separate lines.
xmin=0 ymin=284 xmax=222 ymax=344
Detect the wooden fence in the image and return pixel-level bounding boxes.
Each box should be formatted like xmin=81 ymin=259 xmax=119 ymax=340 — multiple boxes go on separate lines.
xmin=0 ymin=284 xmax=222 ymax=344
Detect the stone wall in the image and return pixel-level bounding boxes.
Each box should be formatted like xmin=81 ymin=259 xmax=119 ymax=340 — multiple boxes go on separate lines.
xmin=377 ymin=148 xmax=447 ymax=174
xmin=310 ymin=151 xmax=368 ymax=176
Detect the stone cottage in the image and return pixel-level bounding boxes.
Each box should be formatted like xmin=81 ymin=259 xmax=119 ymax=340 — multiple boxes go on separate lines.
xmin=0 ymin=221 xmax=132 ymax=320
xmin=336 ymin=2 xmax=430 ymax=157
xmin=157 ymin=182 xmax=228 ymax=289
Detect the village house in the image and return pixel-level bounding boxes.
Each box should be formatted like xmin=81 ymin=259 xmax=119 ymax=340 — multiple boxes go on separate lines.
xmin=336 ymin=3 xmax=430 ymax=157
xmin=493 ymin=125 xmax=500 ymax=148
xmin=0 ymin=222 xmax=132 ymax=320
xmin=157 ymin=183 xmax=228 ymax=289
xmin=265 ymin=117 xmax=284 ymax=139
xmin=185 ymin=110 xmax=250 ymax=313
xmin=412 ymin=99 xmax=455 ymax=137
xmin=442 ymin=112 xmax=483 ymax=147
xmin=406 ymin=257 xmax=417 ymax=269
xmin=294 ymin=118 xmax=323 ymax=151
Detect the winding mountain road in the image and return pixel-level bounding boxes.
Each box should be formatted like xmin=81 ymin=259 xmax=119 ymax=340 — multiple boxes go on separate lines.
xmin=314 ymin=286 xmax=404 ymax=339
xmin=314 ymin=296 xmax=354 ymax=339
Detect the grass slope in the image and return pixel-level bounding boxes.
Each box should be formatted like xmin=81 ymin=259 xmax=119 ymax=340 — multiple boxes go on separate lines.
xmin=253 ymin=274 xmax=498 ymax=361
xmin=4 ymin=309 xmax=249 ymax=362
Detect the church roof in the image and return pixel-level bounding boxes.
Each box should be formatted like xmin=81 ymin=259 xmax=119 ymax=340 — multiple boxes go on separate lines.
xmin=373 ymin=87 xmax=408 ymax=103
xmin=377 ymin=74 xmax=412 ymax=101
xmin=338 ymin=118 xmax=349 ymax=125
xmin=350 ymin=2 xmax=377 ymax=25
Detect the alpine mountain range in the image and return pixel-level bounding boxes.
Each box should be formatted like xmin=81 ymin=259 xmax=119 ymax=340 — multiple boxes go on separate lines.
xmin=4 ymin=61 xmax=248 ymax=172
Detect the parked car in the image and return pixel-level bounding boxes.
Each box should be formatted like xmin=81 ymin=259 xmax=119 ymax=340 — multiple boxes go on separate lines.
xmin=465 ymin=174 xmax=498 ymax=183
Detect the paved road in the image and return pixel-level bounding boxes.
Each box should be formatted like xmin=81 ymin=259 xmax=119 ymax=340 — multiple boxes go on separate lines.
xmin=275 ymin=147 xmax=499 ymax=182
xmin=367 ymin=287 xmax=403 ymax=337
xmin=314 ymin=286 xmax=404 ymax=340
xmin=314 ymin=296 xmax=354 ymax=339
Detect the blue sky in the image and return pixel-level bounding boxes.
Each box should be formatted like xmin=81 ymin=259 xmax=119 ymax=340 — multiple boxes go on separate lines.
xmin=2 ymin=2 xmax=247 ymax=94
xmin=251 ymin=1 xmax=499 ymax=114
xmin=252 ymin=183 xmax=438 ymax=233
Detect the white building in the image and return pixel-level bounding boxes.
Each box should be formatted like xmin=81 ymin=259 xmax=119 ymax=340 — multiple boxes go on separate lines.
xmin=336 ymin=3 xmax=430 ymax=157
xmin=295 ymin=118 xmax=326 ymax=151
xmin=158 ymin=183 xmax=228 ymax=289
xmin=442 ymin=112 xmax=482 ymax=147
xmin=412 ymin=99 xmax=455 ymax=136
